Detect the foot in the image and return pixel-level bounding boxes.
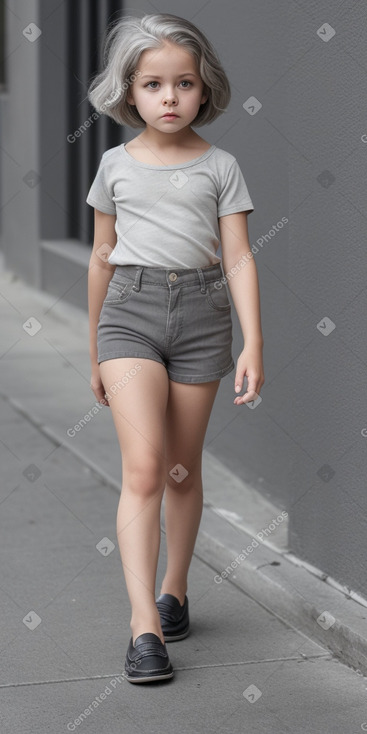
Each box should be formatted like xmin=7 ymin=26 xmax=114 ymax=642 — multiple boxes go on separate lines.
xmin=124 ymin=633 xmax=174 ymax=683
xmin=131 ymin=627 xmax=164 ymax=646
xmin=159 ymin=591 xmax=186 ymax=606
xmin=156 ymin=593 xmax=190 ymax=642
xmin=130 ymin=610 xmax=165 ymax=646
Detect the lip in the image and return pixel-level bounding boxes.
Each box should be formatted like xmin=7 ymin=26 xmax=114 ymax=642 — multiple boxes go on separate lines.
xmin=161 ymin=113 xmax=179 ymax=118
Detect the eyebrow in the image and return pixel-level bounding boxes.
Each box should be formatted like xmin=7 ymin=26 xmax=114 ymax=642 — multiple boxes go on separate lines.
xmin=140 ymin=73 xmax=198 ymax=80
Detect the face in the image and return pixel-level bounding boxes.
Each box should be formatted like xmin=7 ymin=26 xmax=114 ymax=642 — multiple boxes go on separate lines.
xmin=126 ymin=42 xmax=208 ymax=132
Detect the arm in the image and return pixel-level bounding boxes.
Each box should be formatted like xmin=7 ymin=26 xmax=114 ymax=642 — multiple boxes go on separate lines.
xmin=88 ymin=209 xmax=117 ymax=405
xmin=219 ymin=211 xmax=265 ymax=405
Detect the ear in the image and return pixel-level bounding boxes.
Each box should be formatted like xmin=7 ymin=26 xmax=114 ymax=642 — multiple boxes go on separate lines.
xmin=200 ymin=85 xmax=209 ymax=105
xmin=126 ymin=91 xmax=135 ymax=105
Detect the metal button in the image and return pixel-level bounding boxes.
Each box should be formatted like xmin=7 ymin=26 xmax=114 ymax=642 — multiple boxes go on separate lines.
xmin=169 ymin=272 xmax=178 ymax=282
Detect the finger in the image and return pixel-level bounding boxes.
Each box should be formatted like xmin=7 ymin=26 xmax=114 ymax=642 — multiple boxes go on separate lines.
xmin=244 ymin=377 xmax=258 ymax=397
xmin=234 ymin=370 xmax=245 ymax=394
xmin=234 ymin=372 xmax=254 ymax=398
xmin=94 ymin=387 xmax=110 ymax=407
xmin=234 ymin=387 xmax=260 ymax=405
xmin=233 ymin=375 xmax=259 ymax=404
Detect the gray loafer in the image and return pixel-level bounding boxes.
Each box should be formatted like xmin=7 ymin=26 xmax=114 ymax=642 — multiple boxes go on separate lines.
xmin=156 ymin=593 xmax=190 ymax=642
xmin=124 ymin=632 xmax=174 ymax=683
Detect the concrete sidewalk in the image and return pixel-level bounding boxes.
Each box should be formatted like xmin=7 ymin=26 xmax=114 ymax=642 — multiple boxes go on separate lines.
xmin=1 ymin=262 xmax=367 ymax=734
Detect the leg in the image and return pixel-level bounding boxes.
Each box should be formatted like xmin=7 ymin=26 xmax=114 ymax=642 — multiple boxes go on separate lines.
xmin=99 ymin=357 xmax=169 ymax=645
xmin=159 ymin=379 xmax=220 ymax=605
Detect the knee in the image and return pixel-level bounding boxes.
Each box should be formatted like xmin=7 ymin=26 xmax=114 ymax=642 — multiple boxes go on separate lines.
xmin=166 ymin=464 xmax=201 ymax=492
xmin=123 ymin=458 xmax=165 ymax=498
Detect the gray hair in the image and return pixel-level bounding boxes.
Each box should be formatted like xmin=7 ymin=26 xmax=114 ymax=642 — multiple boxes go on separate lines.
xmin=87 ymin=13 xmax=231 ymax=128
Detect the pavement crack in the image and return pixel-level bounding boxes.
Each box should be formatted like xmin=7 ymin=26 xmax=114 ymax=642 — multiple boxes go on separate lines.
xmin=0 ymin=654 xmax=332 ymax=688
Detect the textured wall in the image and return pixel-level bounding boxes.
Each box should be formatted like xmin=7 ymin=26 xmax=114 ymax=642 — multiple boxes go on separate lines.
xmin=1 ymin=0 xmax=41 ymax=285
xmin=286 ymin=1 xmax=367 ymax=593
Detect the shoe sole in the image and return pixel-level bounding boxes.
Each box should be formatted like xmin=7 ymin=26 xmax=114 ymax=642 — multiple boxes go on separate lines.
xmin=125 ymin=670 xmax=174 ymax=683
xmin=163 ymin=627 xmax=190 ymax=642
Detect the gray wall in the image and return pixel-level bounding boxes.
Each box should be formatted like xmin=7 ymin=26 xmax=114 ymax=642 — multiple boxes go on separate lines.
xmin=286 ymin=1 xmax=367 ymax=590
xmin=0 ymin=0 xmax=41 ymax=286
xmin=1 ymin=0 xmax=367 ymax=597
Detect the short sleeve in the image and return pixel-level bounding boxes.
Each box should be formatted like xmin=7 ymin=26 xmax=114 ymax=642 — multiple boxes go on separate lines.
xmin=86 ymin=153 xmax=116 ymax=215
xmin=217 ymin=159 xmax=254 ymax=217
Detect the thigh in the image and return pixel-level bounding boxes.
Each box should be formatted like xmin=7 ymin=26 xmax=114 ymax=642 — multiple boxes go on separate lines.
xmin=99 ymin=357 xmax=169 ymax=470
xmin=165 ymin=379 xmax=220 ymax=479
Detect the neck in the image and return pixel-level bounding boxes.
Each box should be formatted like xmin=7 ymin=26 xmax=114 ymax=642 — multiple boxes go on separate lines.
xmin=139 ymin=125 xmax=201 ymax=150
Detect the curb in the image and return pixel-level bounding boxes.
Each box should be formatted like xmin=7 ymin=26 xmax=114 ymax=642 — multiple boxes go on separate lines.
xmin=195 ymin=506 xmax=367 ymax=678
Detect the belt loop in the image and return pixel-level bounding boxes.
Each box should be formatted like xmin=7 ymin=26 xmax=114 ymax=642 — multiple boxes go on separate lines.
xmin=133 ymin=266 xmax=143 ymax=291
xmin=197 ymin=267 xmax=206 ymax=294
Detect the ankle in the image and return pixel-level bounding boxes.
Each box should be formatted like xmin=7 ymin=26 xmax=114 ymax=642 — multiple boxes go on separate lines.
xmin=130 ymin=612 xmax=164 ymax=646
xmin=131 ymin=625 xmax=164 ymax=646
xmin=159 ymin=586 xmax=187 ymax=607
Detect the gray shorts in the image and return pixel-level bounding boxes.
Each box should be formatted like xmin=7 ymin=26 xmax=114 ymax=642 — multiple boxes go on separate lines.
xmin=97 ymin=262 xmax=234 ymax=383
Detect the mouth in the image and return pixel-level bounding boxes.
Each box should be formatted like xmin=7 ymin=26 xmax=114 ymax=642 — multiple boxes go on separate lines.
xmin=161 ymin=113 xmax=179 ymax=118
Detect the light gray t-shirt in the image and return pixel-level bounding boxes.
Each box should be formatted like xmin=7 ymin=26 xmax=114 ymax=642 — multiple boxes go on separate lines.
xmin=86 ymin=143 xmax=254 ymax=268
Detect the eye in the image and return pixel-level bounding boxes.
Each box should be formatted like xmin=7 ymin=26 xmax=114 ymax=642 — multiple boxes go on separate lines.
xmin=144 ymin=80 xmax=193 ymax=89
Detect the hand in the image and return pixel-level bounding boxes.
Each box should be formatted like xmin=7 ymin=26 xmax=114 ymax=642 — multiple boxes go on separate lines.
xmin=90 ymin=363 xmax=110 ymax=407
xmin=234 ymin=344 xmax=265 ymax=405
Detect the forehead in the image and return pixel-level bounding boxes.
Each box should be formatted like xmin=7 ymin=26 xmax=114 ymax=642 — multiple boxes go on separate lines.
xmin=138 ymin=42 xmax=198 ymax=74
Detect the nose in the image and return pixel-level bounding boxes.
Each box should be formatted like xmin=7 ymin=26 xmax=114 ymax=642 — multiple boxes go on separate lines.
xmin=163 ymin=90 xmax=177 ymax=106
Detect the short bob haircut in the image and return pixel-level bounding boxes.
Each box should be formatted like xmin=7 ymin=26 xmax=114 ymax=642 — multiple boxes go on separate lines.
xmin=87 ymin=13 xmax=231 ymax=128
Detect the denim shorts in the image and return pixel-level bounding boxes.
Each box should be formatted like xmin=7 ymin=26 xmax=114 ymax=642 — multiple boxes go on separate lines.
xmin=97 ymin=262 xmax=234 ymax=383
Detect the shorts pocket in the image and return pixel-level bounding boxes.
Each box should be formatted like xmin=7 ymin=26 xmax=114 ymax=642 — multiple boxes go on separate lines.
xmin=104 ymin=278 xmax=134 ymax=306
xmin=205 ymin=281 xmax=231 ymax=311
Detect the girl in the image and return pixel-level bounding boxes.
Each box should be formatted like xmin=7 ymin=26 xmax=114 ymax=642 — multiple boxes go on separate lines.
xmin=86 ymin=13 xmax=264 ymax=684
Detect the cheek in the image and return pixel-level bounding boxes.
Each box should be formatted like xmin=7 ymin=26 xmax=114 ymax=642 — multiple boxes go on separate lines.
xmin=137 ymin=92 xmax=153 ymax=106
xmin=129 ymin=87 xmax=147 ymax=104
xmin=191 ymin=92 xmax=205 ymax=107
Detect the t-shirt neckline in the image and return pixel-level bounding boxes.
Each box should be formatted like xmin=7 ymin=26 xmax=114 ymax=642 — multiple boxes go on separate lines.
xmin=120 ymin=142 xmax=216 ymax=170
